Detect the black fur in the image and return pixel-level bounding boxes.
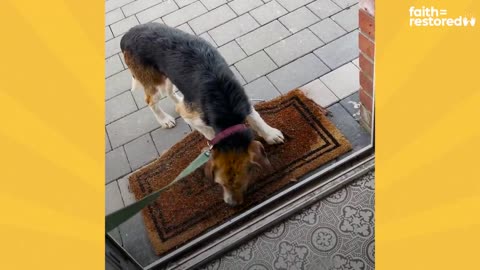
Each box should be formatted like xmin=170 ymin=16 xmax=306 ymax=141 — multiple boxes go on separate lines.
xmin=120 ymin=22 xmax=253 ymax=152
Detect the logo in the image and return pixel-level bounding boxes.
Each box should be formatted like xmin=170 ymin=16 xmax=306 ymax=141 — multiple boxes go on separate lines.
xmin=409 ymin=6 xmax=475 ymax=27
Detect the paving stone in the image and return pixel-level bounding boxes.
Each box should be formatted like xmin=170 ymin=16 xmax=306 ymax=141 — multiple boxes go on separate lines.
xmin=106 ymin=181 xmax=125 ymax=214
xmin=199 ymin=32 xmax=218 ymax=47
xmin=244 ymin=77 xmax=281 ymax=102
xmin=188 ymin=5 xmax=237 ymax=34
xmin=106 ymin=69 xmax=132 ymax=100
xmin=340 ymin=92 xmax=361 ymax=120
xmin=122 ymin=0 xmax=165 ymax=16
xmin=307 ymin=0 xmax=342 ymax=19
xmin=201 ymin=0 xmax=227 ymax=10
xmin=332 ymin=0 xmax=358 ymax=9
xmin=151 ymin=118 xmax=191 ymax=154
xmin=352 ymin=57 xmax=359 ymax=68
xmin=110 ymin=16 xmax=139 ymax=36
xmin=265 ymin=29 xmax=323 ymax=66
xmin=250 ymin=0 xmax=287 ymax=25
xmin=106 ymin=8 xmax=125 ymax=26
xmin=106 ymin=147 xmax=131 ymax=183
xmin=209 ymin=14 xmax=259 ymax=46
xmin=175 ymin=0 xmax=196 ymax=7
xmin=309 ymin=18 xmax=346 ymax=43
xmin=163 ymin=1 xmax=207 ymax=27
xmin=327 ymin=103 xmax=370 ymax=150
xmin=153 ymin=17 xmax=164 ymax=24
xmin=105 ymin=34 xmax=123 ymax=58
xmin=176 ymin=23 xmax=195 ymax=35
xmin=331 ymin=4 xmax=359 ymax=32
xmin=105 ymin=181 xmax=124 ymax=244
xmin=136 ymin=0 xmax=179 ymax=23
xmin=279 ymin=7 xmax=319 ymax=33
xmin=106 ymin=106 xmax=161 ymax=148
xmin=320 ymin=62 xmax=359 ymax=99
xmin=117 ymin=176 xmax=158 ymax=265
xmin=267 ymin=53 xmax=330 ymax=93
xmin=235 ymin=51 xmax=277 ymax=82
xmin=236 ymin=20 xmax=290 ymax=55
xmin=106 ymin=131 xmax=112 ymax=152
xmin=105 ymin=26 xmax=113 ymax=41
xmin=277 ymin=0 xmax=315 ymax=11
xmin=218 ymin=41 xmax=247 ymax=65
xmin=118 ymin=51 xmax=127 ymax=68
xmin=124 ymin=134 xmax=159 ymax=170
xmin=105 ymin=91 xmax=138 ymax=124
xmin=228 ymin=0 xmax=263 ymax=15
xmin=314 ymin=30 xmax=358 ymax=69
xmin=230 ymin=66 xmax=247 ymax=85
xmin=106 ymin=54 xmax=124 ymax=78
xmin=131 ymin=88 xmax=147 ymax=107
xmin=106 ymin=0 xmax=135 ymax=13
xmin=300 ymin=79 xmax=339 ymax=107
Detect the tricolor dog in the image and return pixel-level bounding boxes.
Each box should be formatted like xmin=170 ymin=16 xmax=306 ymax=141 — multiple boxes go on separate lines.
xmin=120 ymin=23 xmax=284 ymax=206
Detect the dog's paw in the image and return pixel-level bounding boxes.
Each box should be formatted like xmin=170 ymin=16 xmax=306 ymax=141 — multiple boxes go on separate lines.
xmin=263 ymin=128 xmax=284 ymax=144
xmin=157 ymin=114 xmax=176 ymax=129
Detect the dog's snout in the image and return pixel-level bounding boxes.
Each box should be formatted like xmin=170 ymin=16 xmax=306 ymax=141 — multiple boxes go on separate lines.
xmin=224 ymin=193 xmax=243 ymax=206
xmin=225 ymin=197 xmax=239 ymax=206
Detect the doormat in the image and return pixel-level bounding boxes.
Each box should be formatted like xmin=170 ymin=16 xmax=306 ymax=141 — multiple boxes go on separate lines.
xmin=129 ymin=89 xmax=352 ymax=255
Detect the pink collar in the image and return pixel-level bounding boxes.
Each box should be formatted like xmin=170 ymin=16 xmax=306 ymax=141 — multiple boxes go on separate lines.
xmin=209 ymin=124 xmax=248 ymax=146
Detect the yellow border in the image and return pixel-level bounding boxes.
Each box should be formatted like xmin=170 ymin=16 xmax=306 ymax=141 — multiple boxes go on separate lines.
xmin=377 ymin=1 xmax=480 ymax=269
xmin=0 ymin=0 xmax=103 ymax=269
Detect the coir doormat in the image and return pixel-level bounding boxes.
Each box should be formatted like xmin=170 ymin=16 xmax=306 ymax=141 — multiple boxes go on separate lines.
xmin=129 ymin=89 xmax=352 ymax=255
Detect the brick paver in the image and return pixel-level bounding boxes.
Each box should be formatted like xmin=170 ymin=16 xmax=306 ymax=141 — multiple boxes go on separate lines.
xmin=249 ymin=0 xmax=287 ymax=25
xmin=236 ymin=20 xmax=290 ymax=55
xmin=104 ymin=0 xmax=365 ymax=264
xmin=279 ymin=6 xmax=319 ymax=33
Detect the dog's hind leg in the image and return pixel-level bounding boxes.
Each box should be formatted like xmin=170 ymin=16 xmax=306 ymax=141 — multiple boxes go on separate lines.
xmin=131 ymin=76 xmax=142 ymax=91
xmin=146 ymin=87 xmax=176 ymax=129
xmin=247 ymin=107 xmax=284 ymax=144
xmin=164 ymin=78 xmax=182 ymax=104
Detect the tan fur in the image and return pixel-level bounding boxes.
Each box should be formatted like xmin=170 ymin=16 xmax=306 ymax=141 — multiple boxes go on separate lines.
xmin=207 ymin=141 xmax=271 ymax=205
xmin=124 ymin=51 xmax=166 ymax=105
xmin=175 ymin=102 xmax=200 ymax=120
xmin=211 ymin=150 xmax=251 ymax=205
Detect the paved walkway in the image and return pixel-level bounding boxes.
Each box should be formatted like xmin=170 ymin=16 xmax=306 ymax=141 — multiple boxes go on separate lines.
xmin=105 ymin=0 xmax=368 ymax=266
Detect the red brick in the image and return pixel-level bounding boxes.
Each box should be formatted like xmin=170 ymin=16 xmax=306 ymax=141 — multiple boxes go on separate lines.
xmin=359 ymin=88 xmax=373 ymax=112
xmin=359 ymin=9 xmax=375 ymax=40
xmin=359 ymin=53 xmax=374 ymax=79
xmin=359 ymin=32 xmax=374 ymax=60
xmin=359 ymin=0 xmax=375 ymax=17
xmin=360 ymin=71 xmax=373 ymax=96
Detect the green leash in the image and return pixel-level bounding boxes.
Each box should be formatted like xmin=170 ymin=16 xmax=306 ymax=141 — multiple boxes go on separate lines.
xmin=105 ymin=150 xmax=211 ymax=232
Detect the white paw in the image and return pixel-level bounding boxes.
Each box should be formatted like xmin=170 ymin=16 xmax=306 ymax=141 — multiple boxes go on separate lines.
xmin=157 ymin=114 xmax=176 ymax=129
xmin=263 ymin=128 xmax=284 ymax=144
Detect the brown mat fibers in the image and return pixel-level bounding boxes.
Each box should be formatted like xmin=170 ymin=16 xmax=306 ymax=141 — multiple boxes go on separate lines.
xmin=129 ymin=89 xmax=352 ymax=255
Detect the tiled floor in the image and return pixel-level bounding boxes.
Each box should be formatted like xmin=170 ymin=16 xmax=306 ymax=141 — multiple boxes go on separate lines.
xmin=201 ymin=170 xmax=375 ymax=270
xmin=105 ymin=0 xmax=370 ymax=266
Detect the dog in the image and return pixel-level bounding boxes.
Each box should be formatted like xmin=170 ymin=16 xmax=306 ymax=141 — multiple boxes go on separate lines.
xmin=120 ymin=22 xmax=284 ymax=206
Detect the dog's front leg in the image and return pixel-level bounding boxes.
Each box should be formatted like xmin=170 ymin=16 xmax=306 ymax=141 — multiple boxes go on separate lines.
xmin=247 ymin=107 xmax=284 ymax=144
xmin=147 ymin=90 xmax=176 ymax=129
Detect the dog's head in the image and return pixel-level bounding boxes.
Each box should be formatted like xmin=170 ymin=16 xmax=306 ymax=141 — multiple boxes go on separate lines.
xmin=204 ymin=140 xmax=271 ymax=206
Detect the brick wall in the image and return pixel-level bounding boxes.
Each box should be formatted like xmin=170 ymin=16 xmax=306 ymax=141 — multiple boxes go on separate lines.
xmin=359 ymin=0 xmax=375 ymax=131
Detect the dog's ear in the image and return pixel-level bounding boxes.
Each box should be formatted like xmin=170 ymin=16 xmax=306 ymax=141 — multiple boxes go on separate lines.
xmin=248 ymin=140 xmax=272 ymax=171
xmin=204 ymin=157 xmax=215 ymax=180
